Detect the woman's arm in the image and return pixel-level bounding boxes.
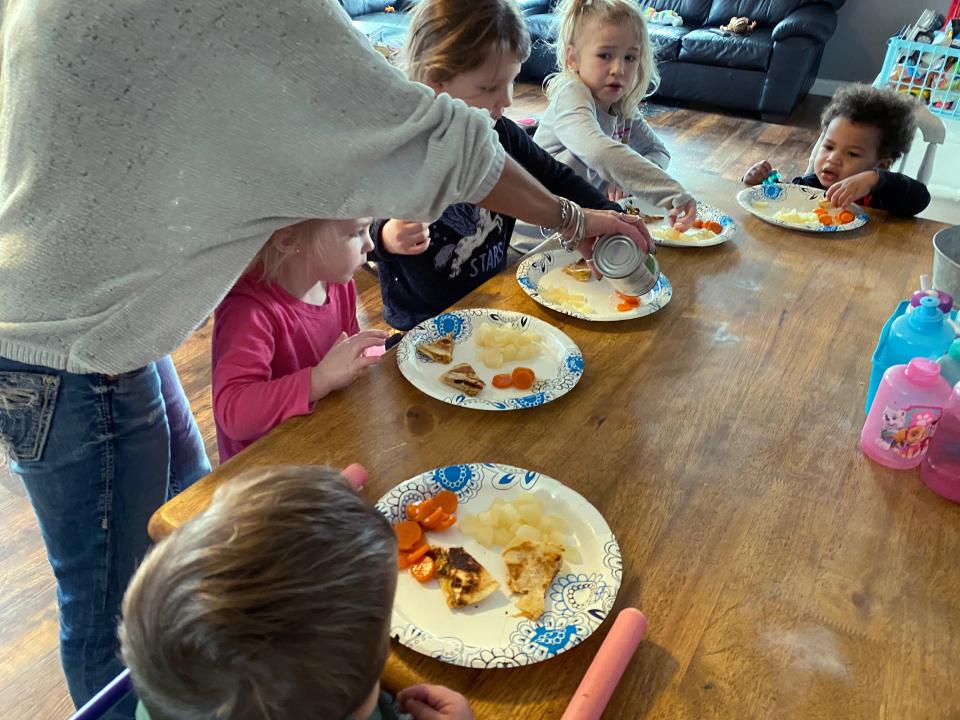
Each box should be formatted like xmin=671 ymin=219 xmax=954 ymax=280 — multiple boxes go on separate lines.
xmin=476 ymin=153 xmax=654 ymax=256
xmin=549 ymin=82 xmax=689 ymax=209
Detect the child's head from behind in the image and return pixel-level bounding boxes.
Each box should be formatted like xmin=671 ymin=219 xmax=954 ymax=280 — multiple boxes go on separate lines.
xmin=814 ymin=85 xmax=917 ymax=187
xmin=403 ymin=0 xmax=530 ymax=119
xmin=253 ymin=218 xmax=373 ymax=285
xmin=551 ymin=0 xmax=658 ymax=116
xmin=119 ymin=465 xmax=397 ymax=720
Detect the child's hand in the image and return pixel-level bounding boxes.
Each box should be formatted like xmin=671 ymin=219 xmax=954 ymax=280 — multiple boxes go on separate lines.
xmin=397 ymin=685 xmax=474 ymax=720
xmin=742 ymin=160 xmax=773 ymax=186
xmin=606 ymin=184 xmax=629 ymax=202
xmin=383 ymin=219 xmax=431 ymax=255
xmin=825 ymin=170 xmax=879 ymax=210
xmin=309 ymin=330 xmax=390 ymax=401
xmin=668 ymin=197 xmax=698 ymax=232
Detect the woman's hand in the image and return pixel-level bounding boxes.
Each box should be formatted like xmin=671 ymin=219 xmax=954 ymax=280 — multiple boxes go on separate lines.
xmin=668 ymin=197 xmax=698 ymax=231
xmin=383 ymin=219 xmax=431 ymax=255
xmin=825 ymin=170 xmax=878 ymax=210
xmin=309 ymin=330 xmax=390 ymax=401
xmin=606 ymin=184 xmax=629 ymax=202
xmin=742 ymin=160 xmax=773 ymax=186
xmin=396 ymin=684 xmax=474 ymax=720
xmin=579 ymin=208 xmax=654 ymax=262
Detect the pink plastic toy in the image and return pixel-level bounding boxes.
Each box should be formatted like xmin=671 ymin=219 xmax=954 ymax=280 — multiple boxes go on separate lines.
xmin=921 ymin=383 xmax=960 ymax=503
xmin=861 ymin=358 xmax=952 ymax=469
xmin=341 ymin=463 xmax=368 ymax=489
xmin=561 ymin=608 xmax=648 ymax=720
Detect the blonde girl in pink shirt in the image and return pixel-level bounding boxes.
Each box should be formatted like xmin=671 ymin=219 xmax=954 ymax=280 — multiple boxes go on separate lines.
xmin=212 ymin=219 xmax=389 ymax=462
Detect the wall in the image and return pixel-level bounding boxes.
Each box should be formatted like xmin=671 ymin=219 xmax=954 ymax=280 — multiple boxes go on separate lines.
xmin=817 ymin=0 xmax=943 ymax=83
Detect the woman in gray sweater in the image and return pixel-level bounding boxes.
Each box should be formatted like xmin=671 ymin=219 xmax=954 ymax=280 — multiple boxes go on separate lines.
xmin=0 ymin=0 xmax=649 ymax=716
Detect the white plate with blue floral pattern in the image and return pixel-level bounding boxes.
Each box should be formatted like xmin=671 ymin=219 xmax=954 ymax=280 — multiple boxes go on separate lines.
xmin=516 ymin=248 xmax=672 ymax=322
xmin=621 ymin=197 xmax=737 ymax=247
xmin=376 ymin=463 xmax=622 ymax=668
xmin=736 ymin=183 xmax=868 ymax=232
xmin=396 ymin=309 xmax=583 ymax=410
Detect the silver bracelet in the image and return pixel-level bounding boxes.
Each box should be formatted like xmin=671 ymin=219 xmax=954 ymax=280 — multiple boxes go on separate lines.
xmin=556 ymin=197 xmax=585 ymax=252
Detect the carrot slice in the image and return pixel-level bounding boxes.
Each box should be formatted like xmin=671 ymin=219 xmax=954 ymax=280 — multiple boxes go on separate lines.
xmin=838 ymin=211 xmax=855 ymax=224
xmin=693 ymin=219 xmax=704 ymax=229
xmin=406 ymin=542 xmax=430 ymax=564
xmin=814 ymin=207 xmax=829 ymax=216
xmin=411 ymin=497 xmax=438 ymax=523
xmin=434 ymin=490 xmax=458 ymax=514
xmin=394 ymin=521 xmax=423 ymax=551
xmin=820 ymin=215 xmax=833 ymax=226
xmin=705 ymin=221 xmax=723 ymax=234
xmin=511 ymin=367 xmax=536 ymax=390
xmin=397 ymin=553 xmax=411 ymax=570
xmin=405 ymin=501 xmax=421 ymax=521
xmin=492 ymin=373 xmax=513 ymax=389
xmin=617 ymin=302 xmax=634 ymax=312
xmin=432 ymin=514 xmax=457 ymax=531
xmin=616 ymin=291 xmax=640 ymax=305
xmin=409 ymin=556 xmax=435 ymax=583
xmin=421 ymin=506 xmax=447 ymax=530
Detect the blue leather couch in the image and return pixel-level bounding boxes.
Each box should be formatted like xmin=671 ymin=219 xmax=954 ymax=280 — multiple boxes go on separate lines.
xmin=343 ymin=0 xmax=846 ymax=121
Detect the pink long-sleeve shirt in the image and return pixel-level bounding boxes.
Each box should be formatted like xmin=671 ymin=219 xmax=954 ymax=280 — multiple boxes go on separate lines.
xmin=211 ymin=273 xmax=359 ymax=462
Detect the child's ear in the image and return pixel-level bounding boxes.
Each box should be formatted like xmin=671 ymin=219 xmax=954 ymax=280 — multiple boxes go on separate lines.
xmin=565 ymin=44 xmax=579 ymax=73
xmin=877 ymin=157 xmax=893 ymax=170
xmin=423 ymin=72 xmax=444 ymax=95
xmin=271 ymin=228 xmax=299 ymax=255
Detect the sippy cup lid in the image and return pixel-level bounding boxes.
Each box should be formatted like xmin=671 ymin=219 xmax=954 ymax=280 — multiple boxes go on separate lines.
xmin=949 ymin=338 xmax=960 ymax=362
xmin=905 ymin=357 xmax=943 ymax=386
xmin=908 ymin=295 xmax=945 ymax=331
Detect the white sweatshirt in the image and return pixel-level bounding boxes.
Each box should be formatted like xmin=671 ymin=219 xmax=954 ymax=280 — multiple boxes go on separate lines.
xmin=534 ymin=78 xmax=691 ymax=209
xmin=0 ymin=0 xmax=505 ymax=374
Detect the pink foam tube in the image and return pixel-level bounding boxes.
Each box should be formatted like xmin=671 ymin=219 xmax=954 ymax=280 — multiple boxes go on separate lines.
xmin=341 ymin=463 xmax=368 ymax=490
xmin=561 ymin=608 xmax=648 ymax=720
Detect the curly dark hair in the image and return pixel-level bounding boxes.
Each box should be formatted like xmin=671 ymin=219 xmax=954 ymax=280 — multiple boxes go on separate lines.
xmin=820 ymin=84 xmax=917 ymax=161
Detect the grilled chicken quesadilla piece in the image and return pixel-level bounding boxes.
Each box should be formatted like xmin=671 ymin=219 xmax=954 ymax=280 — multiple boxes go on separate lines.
xmin=432 ymin=546 xmax=500 ymax=608
xmin=439 ymin=363 xmax=485 ymax=397
xmin=501 ymin=539 xmax=564 ymax=620
xmin=417 ymin=333 xmax=455 ymax=364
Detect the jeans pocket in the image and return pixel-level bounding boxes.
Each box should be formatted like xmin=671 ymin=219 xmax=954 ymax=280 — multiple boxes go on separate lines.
xmin=0 ymin=371 xmax=60 ymax=463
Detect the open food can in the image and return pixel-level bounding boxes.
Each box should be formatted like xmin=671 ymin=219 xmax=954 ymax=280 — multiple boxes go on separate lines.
xmin=591 ymin=234 xmax=660 ymax=297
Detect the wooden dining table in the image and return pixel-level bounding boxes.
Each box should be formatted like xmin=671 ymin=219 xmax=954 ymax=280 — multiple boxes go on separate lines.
xmin=149 ymin=174 xmax=960 ymax=719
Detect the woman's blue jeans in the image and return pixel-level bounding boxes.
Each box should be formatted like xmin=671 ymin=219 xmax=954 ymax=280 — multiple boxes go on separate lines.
xmin=0 ymin=355 xmax=210 ymax=718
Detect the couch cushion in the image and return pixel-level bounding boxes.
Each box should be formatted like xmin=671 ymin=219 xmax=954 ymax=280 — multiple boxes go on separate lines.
xmin=679 ymin=27 xmax=773 ymax=70
xmin=640 ymin=0 xmax=713 ymax=26
xmin=526 ymin=13 xmax=557 ymax=43
xmin=648 ymin=24 xmax=693 ymax=62
xmin=707 ymin=0 xmax=805 ymax=28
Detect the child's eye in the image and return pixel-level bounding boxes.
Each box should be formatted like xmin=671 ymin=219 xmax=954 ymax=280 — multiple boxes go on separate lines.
xmin=597 ymin=53 xmax=611 ymax=60
xmin=848 ymin=152 xmax=861 ymax=158
xmin=625 ymin=54 xmax=638 ymax=62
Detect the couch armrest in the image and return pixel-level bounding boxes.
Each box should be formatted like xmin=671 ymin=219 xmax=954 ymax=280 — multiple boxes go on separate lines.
xmin=772 ymin=5 xmax=838 ymax=45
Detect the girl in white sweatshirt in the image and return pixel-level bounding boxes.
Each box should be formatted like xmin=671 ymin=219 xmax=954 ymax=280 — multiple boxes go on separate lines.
xmin=534 ymin=0 xmax=698 ymax=229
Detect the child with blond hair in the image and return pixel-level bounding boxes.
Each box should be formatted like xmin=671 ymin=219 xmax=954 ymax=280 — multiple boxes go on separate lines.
xmin=373 ymin=0 xmax=646 ymax=332
xmin=534 ymin=0 xmax=697 ymax=226
xmin=120 ymin=465 xmax=473 ymax=720
xmin=212 ymin=220 xmax=389 ymax=462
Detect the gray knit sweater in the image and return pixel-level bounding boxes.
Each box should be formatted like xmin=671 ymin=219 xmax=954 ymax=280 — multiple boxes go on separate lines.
xmin=0 ymin=0 xmax=504 ymax=374
xmin=534 ymin=78 xmax=691 ymax=210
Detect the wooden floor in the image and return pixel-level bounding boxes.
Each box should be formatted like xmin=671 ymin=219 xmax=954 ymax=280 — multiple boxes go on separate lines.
xmin=0 ymin=84 xmax=826 ymax=718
